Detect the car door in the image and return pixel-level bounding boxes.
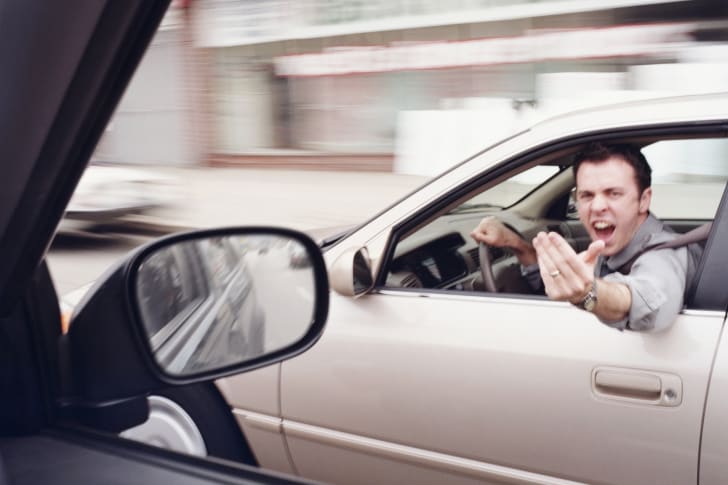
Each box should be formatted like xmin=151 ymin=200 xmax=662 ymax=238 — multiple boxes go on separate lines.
xmin=277 ymin=134 xmax=728 ymax=485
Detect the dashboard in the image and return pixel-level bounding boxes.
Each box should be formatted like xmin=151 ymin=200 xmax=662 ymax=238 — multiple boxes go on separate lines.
xmin=388 ymin=232 xmax=471 ymax=289
xmin=384 ymin=210 xmax=582 ymax=293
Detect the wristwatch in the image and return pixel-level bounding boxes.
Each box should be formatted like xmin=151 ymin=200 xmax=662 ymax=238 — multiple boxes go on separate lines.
xmin=576 ymin=279 xmax=598 ymax=312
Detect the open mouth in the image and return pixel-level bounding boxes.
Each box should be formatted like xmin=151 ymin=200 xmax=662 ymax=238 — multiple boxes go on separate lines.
xmin=592 ymin=221 xmax=615 ymax=242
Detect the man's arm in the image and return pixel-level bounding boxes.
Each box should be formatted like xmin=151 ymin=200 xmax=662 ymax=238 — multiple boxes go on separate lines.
xmin=532 ymin=231 xmax=687 ymax=331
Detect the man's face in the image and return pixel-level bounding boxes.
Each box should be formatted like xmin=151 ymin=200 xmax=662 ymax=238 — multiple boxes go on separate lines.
xmin=575 ymin=156 xmax=651 ymax=256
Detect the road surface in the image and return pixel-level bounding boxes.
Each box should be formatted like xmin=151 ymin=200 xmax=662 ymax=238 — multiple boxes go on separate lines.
xmin=48 ymin=229 xmax=153 ymax=297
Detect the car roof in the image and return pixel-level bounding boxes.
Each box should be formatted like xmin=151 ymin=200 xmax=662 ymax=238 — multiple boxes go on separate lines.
xmin=529 ymin=91 xmax=728 ymax=136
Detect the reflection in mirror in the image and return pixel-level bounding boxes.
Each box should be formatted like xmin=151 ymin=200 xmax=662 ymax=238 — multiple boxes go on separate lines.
xmin=135 ymin=234 xmax=316 ymax=376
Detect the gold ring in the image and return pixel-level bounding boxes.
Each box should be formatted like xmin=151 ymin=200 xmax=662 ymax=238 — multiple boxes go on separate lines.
xmin=550 ymin=270 xmax=561 ymax=277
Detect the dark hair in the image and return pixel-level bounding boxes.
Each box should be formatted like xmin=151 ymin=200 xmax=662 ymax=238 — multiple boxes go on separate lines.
xmin=572 ymin=142 xmax=652 ymax=193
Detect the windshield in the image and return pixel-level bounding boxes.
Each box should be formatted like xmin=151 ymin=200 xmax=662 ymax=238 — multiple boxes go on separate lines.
xmin=448 ymin=164 xmax=562 ymax=214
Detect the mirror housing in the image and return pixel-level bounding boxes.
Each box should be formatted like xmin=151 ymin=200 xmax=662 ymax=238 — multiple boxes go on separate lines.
xmin=330 ymin=246 xmax=374 ymax=297
xmin=60 ymin=227 xmax=329 ymax=406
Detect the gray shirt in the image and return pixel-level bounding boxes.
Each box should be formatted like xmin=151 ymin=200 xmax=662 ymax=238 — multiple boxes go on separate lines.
xmin=597 ymin=213 xmax=701 ymax=332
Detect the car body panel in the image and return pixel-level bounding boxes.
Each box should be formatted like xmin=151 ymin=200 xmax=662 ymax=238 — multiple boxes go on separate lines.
xmin=217 ymin=366 xmax=296 ymax=473
xmin=230 ymin=409 xmax=297 ymax=475
xmin=277 ymin=297 xmax=721 ymax=485
xmin=217 ymin=364 xmax=282 ymax=424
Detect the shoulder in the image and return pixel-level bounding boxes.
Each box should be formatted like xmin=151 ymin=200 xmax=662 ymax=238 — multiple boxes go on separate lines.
xmin=642 ymin=214 xmax=675 ymax=246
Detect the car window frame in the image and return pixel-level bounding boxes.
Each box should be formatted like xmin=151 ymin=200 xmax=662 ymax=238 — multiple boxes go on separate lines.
xmin=375 ymin=123 xmax=728 ymax=312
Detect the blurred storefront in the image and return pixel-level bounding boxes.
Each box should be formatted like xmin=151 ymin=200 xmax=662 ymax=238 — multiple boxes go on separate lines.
xmin=195 ymin=0 xmax=727 ymax=172
xmin=93 ymin=2 xmax=210 ymax=167
xmin=101 ymin=0 xmax=728 ymax=172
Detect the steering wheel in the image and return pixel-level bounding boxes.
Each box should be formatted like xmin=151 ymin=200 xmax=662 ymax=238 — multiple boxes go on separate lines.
xmin=478 ymin=242 xmax=497 ymax=292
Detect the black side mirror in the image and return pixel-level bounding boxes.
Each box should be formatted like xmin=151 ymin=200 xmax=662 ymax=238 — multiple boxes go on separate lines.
xmin=60 ymin=227 xmax=328 ymax=406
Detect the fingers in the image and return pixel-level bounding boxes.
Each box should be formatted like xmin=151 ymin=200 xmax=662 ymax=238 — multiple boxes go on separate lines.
xmin=470 ymin=216 xmax=490 ymax=242
xmin=533 ymin=232 xmax=593 ymax=302
xmin=470 ymin=216 xmax=506 ymax=246
xmin=580 ymin=240 xmax=605 ymax=265
xmin=533 ymin=233 xmax=575 ymax=296
xmin=470 ymin=228 xmax=486 ymax=243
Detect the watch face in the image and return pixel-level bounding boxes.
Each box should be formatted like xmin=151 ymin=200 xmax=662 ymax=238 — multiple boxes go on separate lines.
xmin=580 ymin=280 xmax=597 ymax=312
xmin=583 ymin=295 xmax=596 ymax=312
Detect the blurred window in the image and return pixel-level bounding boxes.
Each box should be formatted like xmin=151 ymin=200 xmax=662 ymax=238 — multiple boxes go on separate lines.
xmin=200 ymin=237 xmax=240 ymax=289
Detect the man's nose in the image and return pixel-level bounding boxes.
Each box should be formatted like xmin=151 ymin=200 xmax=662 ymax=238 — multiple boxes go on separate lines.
xmin=591 ymin=194 xmax=608 ymax=211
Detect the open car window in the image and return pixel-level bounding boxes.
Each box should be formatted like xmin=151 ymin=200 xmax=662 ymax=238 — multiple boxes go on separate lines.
xmin=382 ymin=134 xmax=728 ymax=307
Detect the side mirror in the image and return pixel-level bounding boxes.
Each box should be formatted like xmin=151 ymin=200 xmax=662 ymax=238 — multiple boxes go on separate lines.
xmin=61 ymin=227 xmax=328 ymax=405
xmin=330 ymin=246 xmax=374 ymax=297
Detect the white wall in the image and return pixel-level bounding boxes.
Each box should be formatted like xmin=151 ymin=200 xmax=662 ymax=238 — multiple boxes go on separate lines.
xmin=394 ymin=98 xmax=531 ymax=176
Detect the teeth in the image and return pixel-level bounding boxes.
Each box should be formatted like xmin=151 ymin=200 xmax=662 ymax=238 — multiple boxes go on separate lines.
xmin=594 ymin=221 xmax=612 ymax=230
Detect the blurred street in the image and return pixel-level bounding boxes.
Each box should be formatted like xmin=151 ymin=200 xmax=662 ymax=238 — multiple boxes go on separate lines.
xmin=48 ymin=165 xmax=427 ymax=295
xmin=119 ymin=165 xmax=428 ymax=234
xmin=48 ymin=158 xmax=726 ymax=296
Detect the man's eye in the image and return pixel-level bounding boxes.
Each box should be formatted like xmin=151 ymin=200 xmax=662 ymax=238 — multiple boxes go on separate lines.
xmin=577 ymin=194 xmax=592 ymax=202
xmin=609 ymin=191 xmax=622 ymax=199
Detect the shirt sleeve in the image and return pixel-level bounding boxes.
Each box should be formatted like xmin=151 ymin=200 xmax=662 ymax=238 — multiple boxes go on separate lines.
xmin=520 ymin=263 xmax=544 ymax=293
xmin=600 ymin=247 xmax=689 ymax=332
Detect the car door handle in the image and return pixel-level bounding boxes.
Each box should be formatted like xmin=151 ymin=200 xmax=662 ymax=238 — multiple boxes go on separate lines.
xmin=592 ymin=367 xmax=682 ymax=407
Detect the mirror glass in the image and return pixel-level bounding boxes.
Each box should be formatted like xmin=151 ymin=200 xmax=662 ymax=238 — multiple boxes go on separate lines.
xmin=134 ymin=233 xmax=316 ymax=376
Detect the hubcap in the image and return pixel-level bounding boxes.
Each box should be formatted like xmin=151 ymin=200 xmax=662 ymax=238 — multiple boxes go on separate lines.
xmin=120 ymin=395 xmax=207 ymax=456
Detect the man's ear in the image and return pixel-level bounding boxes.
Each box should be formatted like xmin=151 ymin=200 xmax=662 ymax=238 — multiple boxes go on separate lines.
xmin=639 ymin=187 xmax=652 ymax=213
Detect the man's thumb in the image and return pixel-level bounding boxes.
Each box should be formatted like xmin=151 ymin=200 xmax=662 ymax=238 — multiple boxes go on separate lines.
xmin=581 ymin=240 xmax=605 ymax=264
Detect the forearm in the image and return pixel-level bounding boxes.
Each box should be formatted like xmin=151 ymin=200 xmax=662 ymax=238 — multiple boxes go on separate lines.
xmin=590 ymin=279 xmax=631 ymax=323
xmin=510 ymin=237 xmax=537 ymax=266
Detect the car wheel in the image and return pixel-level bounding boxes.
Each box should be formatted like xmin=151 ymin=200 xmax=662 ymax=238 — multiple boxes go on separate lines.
xmin=120 ymin=383 xmax=258 ymax=465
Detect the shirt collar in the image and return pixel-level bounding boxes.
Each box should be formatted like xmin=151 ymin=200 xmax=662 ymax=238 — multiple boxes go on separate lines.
xmin=604 ymin=213 xmax=666 ymax=272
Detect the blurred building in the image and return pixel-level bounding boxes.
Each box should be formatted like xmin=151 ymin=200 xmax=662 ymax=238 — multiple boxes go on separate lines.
xmin=97 ymin=0 xmax=728 ymax=173
xmin=94 ymin=2 xmax=202 ymax=167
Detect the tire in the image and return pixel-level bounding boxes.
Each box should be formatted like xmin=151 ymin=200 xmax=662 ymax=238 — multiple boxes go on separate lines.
xmin=120 ymin=382 xmax=258 ymax=465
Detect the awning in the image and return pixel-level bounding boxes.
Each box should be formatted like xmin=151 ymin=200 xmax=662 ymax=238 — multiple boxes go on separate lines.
xmin=274 ymin=22 xmax=695 ymax=77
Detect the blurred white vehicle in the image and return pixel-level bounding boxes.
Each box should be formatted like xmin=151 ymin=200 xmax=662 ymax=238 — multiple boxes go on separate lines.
xmin=59 ymin=164 xmax=179 ymax=232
